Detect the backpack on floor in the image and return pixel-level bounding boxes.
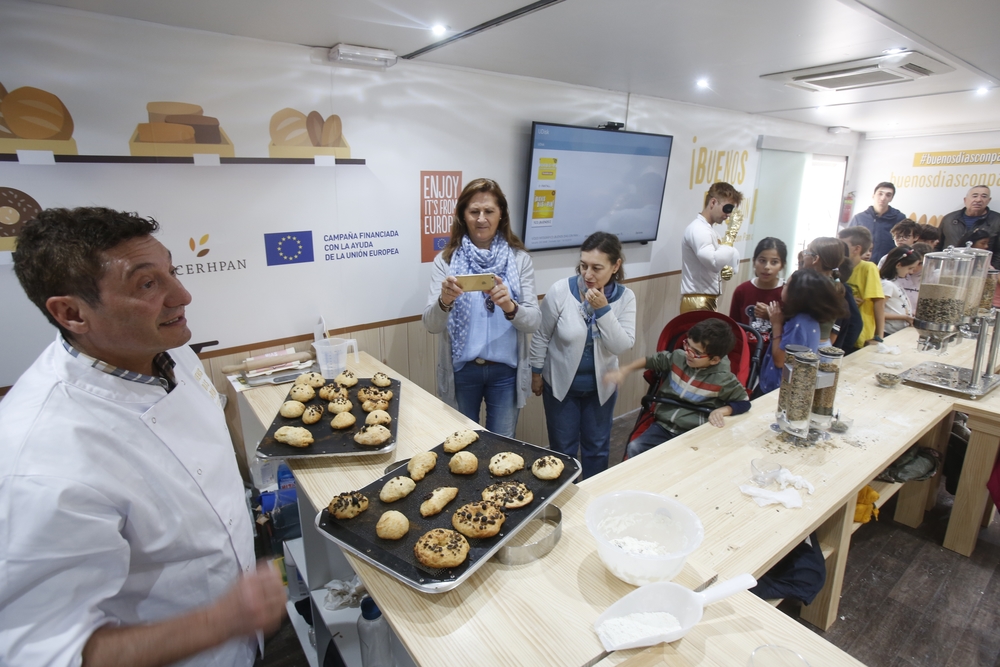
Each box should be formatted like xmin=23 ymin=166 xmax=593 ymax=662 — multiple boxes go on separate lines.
xmin=877 ymin=445 xmax=941 ymax=484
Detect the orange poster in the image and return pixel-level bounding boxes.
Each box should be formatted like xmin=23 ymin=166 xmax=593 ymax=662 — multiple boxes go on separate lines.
xmin=420 ymin=171 xmax=461 ymax=263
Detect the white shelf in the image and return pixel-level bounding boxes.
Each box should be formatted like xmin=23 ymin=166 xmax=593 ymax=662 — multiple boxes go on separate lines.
xmin=311 ymin=589 xmax=362 ymax=667
xmin=284 ymin=537 xmax=309 ymax=588
xmin=285 ymin=599 xmax=319 ymax=667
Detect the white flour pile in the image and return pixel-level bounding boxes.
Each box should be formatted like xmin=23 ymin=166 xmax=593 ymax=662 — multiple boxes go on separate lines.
xmin=597 ymin=611 xmax=681 ymax=647
xmin=609 ymin=536 xmax=672 ymax=556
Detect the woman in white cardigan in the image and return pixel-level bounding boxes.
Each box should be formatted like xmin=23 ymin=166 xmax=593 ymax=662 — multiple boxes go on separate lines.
xmin=530 ymin=232 xmax=636 ymax=479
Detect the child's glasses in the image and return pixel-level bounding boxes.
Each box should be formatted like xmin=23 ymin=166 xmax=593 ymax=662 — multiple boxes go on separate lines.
xmin=683 ymin=339 xmax=709 ymax=359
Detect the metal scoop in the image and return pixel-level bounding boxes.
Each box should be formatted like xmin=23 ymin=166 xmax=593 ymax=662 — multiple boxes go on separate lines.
xmin=594 ymin=573 xmax=757 ymax=651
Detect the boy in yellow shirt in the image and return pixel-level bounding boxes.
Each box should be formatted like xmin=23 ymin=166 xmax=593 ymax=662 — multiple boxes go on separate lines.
xmin=839 ymin=226 xmax=885 ymax=347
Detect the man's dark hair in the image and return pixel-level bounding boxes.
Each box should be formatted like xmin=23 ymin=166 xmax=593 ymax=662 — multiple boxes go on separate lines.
xmin=917 ymin=224 xmax=942 ymax=245
xmin=874 ymin=181 xmax=896 ymax=196
xmin=687 ymin=318 xmax=735 ymax=359
xmin=890 ymin=219 xmax=920 ymax=238
xmin=13 ymin=207 xmax=159 ymax=336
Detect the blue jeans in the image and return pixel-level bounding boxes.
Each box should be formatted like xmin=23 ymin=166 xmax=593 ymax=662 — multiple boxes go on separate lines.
xmin=453 ymin=362 xmax=519 ymax=438
xmin=542 ymin=382 xmax=617 ymax=480
xmin=626 ymin=422 xmax=677 ymax=459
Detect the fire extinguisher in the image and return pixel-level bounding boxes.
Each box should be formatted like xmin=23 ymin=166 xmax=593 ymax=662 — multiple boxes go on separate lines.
xmin=839 ymin=191 xmax=856 ymax=225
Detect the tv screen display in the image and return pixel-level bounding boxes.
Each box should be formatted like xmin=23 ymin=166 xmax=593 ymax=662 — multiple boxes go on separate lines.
xmin=520 ymin=122 xmax=673 ymax=251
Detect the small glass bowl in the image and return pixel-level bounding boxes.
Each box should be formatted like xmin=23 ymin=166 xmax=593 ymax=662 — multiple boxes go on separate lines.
xmin=875 ymin=372 xmax=902 ymax=388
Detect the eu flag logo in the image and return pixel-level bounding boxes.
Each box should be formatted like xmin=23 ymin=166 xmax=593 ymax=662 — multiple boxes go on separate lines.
xmin=264 ymin=231 xmax=314 ymax=266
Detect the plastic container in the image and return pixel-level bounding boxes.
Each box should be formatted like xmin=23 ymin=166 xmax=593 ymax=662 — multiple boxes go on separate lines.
xmin=312 ymin=337 xmax=359 ymax=380
xmin=775 ymin=344 xmax=810 ymax=417
xmin=915 ymin=250 xmax=974 ymax=331
xmin=981 ymin=269 xmax=998 ymax=313
xmin=776 ymin=351 xmax=818 ymax=438
xmin=277 ymin=462 xmax=295 ymax=490
xmin=810 ymin=346 xmax=844 ymax=429
xmin=593 ymin=573 xmax=756 ymax=651
xmin=955 ymin=247 xmax=993 ymax=320
xmin=357 ymin=597 xmax=394 ymax=667
xmin=586 ymin=491 xmax=704 ymax=586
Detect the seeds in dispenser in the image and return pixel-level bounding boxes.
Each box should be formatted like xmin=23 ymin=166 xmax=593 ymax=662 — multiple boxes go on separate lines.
xmin=981 ymin=272 xmax=998 ymax=312
xmin=915 ymin=283 xmax=964 ymax=325
xmin=785 ymin=352 xmax=818 ymax=422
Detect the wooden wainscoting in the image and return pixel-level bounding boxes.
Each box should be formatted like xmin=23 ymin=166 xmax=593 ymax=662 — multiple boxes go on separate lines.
xmin=202 ymin=262 xmax=751 ymax=462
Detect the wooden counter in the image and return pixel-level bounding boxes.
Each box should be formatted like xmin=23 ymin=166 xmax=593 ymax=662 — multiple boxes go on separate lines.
xmin=248 ymin=354 xmax=711 ymax=666
xmin=240 ymin=332 xmax=998 ymax=665
xmin=594 ymin=592 xmax=866 ymax=666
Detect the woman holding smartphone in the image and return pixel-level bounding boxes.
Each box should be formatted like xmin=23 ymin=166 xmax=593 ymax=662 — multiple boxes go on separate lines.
xmin=529 ymin=232 xmax=636 ymax=478
xmin=423 ymin=178 xmax=540 ymax=437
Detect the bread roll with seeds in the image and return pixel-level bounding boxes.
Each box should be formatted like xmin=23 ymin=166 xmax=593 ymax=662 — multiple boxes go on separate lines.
xmin=413 ymin=528 xmax=469 ymax=568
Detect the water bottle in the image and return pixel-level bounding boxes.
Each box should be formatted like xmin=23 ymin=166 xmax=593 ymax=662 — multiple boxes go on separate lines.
xmin=357 ymin=596 xmax=394 ymax=667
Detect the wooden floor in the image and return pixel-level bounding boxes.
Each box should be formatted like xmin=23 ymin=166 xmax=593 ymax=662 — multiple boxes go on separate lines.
xmin=261 ymin=411 xmax=1000 ymax=667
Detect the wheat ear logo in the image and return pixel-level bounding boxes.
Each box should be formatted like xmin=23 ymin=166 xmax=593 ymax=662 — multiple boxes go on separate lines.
xmin=189 ymin=234 xmax=210 ymax=257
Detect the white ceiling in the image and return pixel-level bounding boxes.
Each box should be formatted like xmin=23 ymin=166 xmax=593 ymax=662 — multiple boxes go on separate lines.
xmin=26 ymin=0 xmax=1000 ymax=136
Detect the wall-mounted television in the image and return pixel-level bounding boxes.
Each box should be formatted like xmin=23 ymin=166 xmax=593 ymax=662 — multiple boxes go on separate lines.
xmin=519 ymin=122 xmax=673 ymax=251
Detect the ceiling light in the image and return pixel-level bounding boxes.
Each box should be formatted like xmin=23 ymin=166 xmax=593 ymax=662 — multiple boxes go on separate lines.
xmin=977 ymin=87 xmax=989 ymax=95
xmin=696 ymin=79 xmax=709 ymax=89
xmin=827 ymin=126 xmax=850 ymax=134
xmin=432 ymin=24 xmax=447 ymax=37
xmin=328 ymin=43 xmax=397 ymax=69
xmin=882 ymin=47 xmax=906 ymax=55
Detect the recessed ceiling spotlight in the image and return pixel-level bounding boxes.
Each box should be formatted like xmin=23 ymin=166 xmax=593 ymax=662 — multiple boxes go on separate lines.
xmin=977 ymin=87 xmax=989 ymax=95
xmin=882 ymin=47 xmax=906 ymax=55
xmin=432 ymin=24 xmax=448 ymax=36
xmin=696 ymin=79 xmax=709 ymax=89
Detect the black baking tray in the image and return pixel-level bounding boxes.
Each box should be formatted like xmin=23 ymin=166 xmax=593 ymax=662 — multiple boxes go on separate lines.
xmin=256 ymin=378 xmax=401 ymax=459
xmin=315 ymin=430 xmax=581 ymax=593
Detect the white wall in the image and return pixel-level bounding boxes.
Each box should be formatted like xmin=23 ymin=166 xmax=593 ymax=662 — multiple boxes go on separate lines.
xmin=0 ymin=0 xmax=858 ymax=386
xmin=850 ymin=129 xmax=1000 ymax=225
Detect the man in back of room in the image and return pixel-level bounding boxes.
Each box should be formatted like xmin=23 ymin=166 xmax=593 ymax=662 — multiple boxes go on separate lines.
xmin=0 ymin=207 xmax=285 ymax=667
xmin=940 ymin=185 xmax=1000 ymax=268
xmin=680 ymin=182 xmax=743 ymax=313
xmin=848 ymin=181 xmax=908 ymax=265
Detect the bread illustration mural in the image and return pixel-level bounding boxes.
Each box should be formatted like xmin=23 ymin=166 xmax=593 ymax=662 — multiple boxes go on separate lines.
xmin=0 ymin=82 xmax=78 ymax=155
xmin=268 ymin=107 xmax=350 ymax=159
xmin=0 ymin=187 xmax=42 ymax=252
xmin=129 ymin=102 xmax=234 ymax=157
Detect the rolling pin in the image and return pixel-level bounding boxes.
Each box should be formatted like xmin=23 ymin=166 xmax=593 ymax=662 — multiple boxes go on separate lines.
xmin=221 ymin=351 xmax=314 ymax=375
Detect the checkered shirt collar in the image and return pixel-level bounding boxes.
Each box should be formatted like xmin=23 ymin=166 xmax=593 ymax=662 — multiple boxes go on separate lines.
xmin=60 ymin=336 xmax=177 ymax=392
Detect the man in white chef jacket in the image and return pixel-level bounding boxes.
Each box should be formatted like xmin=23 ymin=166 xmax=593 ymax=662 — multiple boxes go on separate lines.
xmin=679 ymin=182 xmax=744 ymax=313
xmin=0 ymin=207 xmax=286 ymax=667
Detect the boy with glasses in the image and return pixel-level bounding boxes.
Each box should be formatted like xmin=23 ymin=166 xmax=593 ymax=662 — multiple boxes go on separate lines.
xmin=606 ymin=318 xmax=750 ymax=458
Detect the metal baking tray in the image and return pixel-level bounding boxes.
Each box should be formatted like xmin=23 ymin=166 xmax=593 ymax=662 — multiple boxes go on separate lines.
xmin=256 ymin=378 xmax=401 ymax=460
xmin=314 ymin=430 xmax=581 ymax=593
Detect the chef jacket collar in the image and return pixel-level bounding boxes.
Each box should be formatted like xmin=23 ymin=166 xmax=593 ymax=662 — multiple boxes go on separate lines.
xmin=60 ymin=336 xmax=177 ymax=392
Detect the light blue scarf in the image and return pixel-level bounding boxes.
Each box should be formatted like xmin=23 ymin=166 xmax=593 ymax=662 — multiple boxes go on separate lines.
xmin=447 ymin=234 xmax=520 ymax=362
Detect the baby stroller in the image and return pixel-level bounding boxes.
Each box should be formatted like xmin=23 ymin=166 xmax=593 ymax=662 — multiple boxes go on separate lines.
xmin=624 ymin=311 xmax=762 ymax=457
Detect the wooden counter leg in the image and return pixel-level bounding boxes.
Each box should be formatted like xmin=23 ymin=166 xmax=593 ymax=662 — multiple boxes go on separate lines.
xmin=983 ymin=501 xmax=996 ymax=528
xmin=943 ymin=415 xmax=1000 ymax=556
xmin=895 ymin=416 xmax=952 ymax=528
xmin=800 ymin=500 xmax=853 ymax=631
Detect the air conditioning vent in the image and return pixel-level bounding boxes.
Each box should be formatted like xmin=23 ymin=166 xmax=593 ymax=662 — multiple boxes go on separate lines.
xmin=899 ymin=62 xmax=933 ymax=76
xmin=761 ymin=51 xmax=953 ymax=92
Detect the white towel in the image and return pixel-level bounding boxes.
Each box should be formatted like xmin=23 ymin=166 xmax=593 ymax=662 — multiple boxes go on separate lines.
xmin=739 ymin=485 xmax=803 ymax=509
